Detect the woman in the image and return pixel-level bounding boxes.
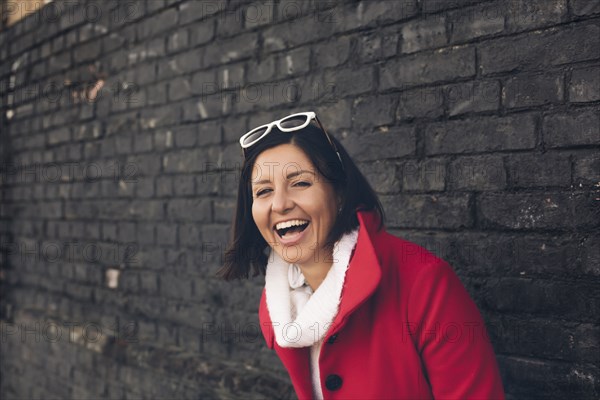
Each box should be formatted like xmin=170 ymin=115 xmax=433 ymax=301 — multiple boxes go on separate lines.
xmin=218 ymin=111 xmax=505 ymax=399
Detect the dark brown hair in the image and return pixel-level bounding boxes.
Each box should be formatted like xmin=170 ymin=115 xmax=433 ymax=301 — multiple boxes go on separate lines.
xmin=216 ymin=121 xmax=384 ymax=280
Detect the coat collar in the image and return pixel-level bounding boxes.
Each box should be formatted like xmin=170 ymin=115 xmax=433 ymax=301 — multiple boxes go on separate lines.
xmin=327 ymin=210 xmax=383 ymax=336
xmin=264 ymin=228 xmax=359 ymax=348
xmin=259 ymin=210 xmax=383 ymax=346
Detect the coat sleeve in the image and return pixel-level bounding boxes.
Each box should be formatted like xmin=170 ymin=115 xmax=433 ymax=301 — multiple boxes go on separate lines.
xmin=408 ymin=260 xmax=505 ymax=400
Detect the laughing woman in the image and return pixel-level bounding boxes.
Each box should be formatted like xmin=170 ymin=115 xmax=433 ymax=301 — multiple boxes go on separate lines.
xmin=218 ymin=111 xmax=505 ymax=399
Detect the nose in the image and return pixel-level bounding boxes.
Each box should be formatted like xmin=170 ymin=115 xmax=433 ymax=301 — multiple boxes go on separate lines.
xmin=271 ymin=187 xmax=294 ymax=214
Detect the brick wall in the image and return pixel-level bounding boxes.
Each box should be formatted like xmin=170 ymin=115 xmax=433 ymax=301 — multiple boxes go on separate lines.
xmin=0 ymin=0 xmax=598 ymax=399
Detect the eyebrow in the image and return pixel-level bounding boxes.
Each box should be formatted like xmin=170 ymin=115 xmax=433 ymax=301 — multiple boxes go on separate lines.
xmin=252 ymin=169 xmax=315 ymax=186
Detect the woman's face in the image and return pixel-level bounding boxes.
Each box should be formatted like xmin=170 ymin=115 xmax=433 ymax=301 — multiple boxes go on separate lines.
xmin=251 ymin=143 xmax=339 ymax=267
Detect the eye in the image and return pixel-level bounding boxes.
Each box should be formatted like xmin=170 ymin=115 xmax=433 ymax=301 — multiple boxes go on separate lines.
xmin=293 ymin=181 xmax=311 ymax=187
xmin=256 ymin=188 xmax=272 ymax=197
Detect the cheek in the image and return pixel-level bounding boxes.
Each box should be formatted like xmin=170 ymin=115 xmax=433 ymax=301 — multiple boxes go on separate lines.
xmin=251 ymin=202 xmax=259 ymax=227
xmin=251 ymin=202 xmax=268 ymax=234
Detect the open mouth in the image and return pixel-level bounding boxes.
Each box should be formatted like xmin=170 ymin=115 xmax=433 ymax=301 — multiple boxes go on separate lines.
xmin=274 ymin=220 xmax=310 ymax=239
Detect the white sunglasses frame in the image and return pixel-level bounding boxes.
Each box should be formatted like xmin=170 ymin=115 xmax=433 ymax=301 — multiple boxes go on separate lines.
xmin=239 ymin=111 xmax=343 ymax=168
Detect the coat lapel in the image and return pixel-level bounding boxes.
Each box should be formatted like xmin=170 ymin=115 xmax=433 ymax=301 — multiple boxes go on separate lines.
xmin=328 ymin=211 xmax=383 ymax=336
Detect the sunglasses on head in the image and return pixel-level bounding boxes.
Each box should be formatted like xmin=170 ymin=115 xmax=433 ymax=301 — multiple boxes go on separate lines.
xmin=239 ymin=111 xmax=343 ymax=168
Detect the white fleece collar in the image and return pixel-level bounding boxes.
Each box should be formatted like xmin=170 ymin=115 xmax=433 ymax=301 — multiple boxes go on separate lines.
xmin=264 ymin=228 xmax=359 ymax=348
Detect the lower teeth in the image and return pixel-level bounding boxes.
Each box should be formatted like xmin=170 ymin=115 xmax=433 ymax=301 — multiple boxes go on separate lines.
xmin=280 ymin=225 xmax=307 ymax=238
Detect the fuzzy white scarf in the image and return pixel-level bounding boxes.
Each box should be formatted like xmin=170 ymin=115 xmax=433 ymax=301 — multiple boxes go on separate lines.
xmin=264 ymin=228 xmax=359 ymax=348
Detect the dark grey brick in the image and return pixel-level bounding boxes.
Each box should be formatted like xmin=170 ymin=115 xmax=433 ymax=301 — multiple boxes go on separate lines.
xmin=160 ymin=274 xmax=193 ymax=300
xmin=382 ymin=193 xmax=472 ymax=229
xmin=48 ymin=127 xmax=71 ymax=145
xmin=359 ymin=161 xmax=401 ymax=194
xmin=215 ymin=7 xmax=243 ymax=37
xmin=505 ymin=0 xmax=568 ymax=33
xmin=569 ymin=66 xmax=600 ymax=103
xmin=449 ymin=2 xmax=505 ymax=43
xmin=168 ymin=77 xmax=194 ymax=102
xmin=401 ymin=158 xmax=447 ymax=191
xmin=358 ymin=32 xmax=382 ymax=62
xmin=334 ymin=0 xmax=418 ymax=32
xmin=477 ymin=191 xmax=599 ymax=230
xmin=400 ymin=15 xmax=447 ymax=54
xmin=136 ymin=222 xmax=155 ymax=245
xmin=156 ymin=176 xmax=173 ymax=197
xmin=319 ymin=99 xmax=352 ymax=130
xmin=128 ymin=200 xmax=164 ymax=220
xmin=136 ymin=8 xmax=178 ymax=38
xmin=502 ymin=73 xmax=564 ymax=108
xmin=126 ymin=154 xmax=161 ymax=176
xmin=380 ymin=45 xmax=475 ymax=89
xmin=425 ymin=114 xmax=537 ymax=155
xmin=352 ymin=94 xmax=396 ymax=130
xmin=543 ymin=108 xmax=600 ymax=148
xmin=131 ymin=62 xmax=156 ymax=86
xmin=189 ymin=19 xmax=216 ymax=47
xmin=203 ymin=34 xmax=257 ymax=68
xmin=314 ymin=36 xmax=351 ymax=68
xmin=182 ymin=94 xmax=225 ymax=121
xmin=246 ymin=56 xmax=276 ymax=83
xmin=146 ymin=83 xmax=167 ymax=105
xmin=212 ymin=199 xmax=235 ymax=224
xmin=135 ymin=176 xmax=155 ymax=198
xmin=157 ymin=224 xmax=177 ymax=246
xmin=581 ymin=235 xmax=600 ymax=276
xmin=573 ymin=152 xmax=600 ymax=187
xmin=397 ymin=86 xmax=444 ymax=120
xmin=277 ymin=46 xmax=310 ymax=78
xmin=484 ymin=278 xmax=598 ymax=322
xmin=478 ymin=23 xmax=600 ymax=75
xmin=243 ymin=1 xmax=274 ymax=29
xmin=181 ymin=0 xmax=222 ymax=23
xmin=162 ymin=149 xmax=208 ymax=173
xmin=133 ymin=133 xmax=153 ymax=153
xmin=173 ymin=175 xmax=195 ymax=196
xmin=342 ymin=125 xmax=416 ymax=162
xmin=140 ymin=105 xmax=179 ymax=129
xmin=448 ymin=155 xmax=506 ymax=191
xmin=157 ymin=49 xmax=203 ymax=80
xmin=191 ymin=69 xmax=218 ymax=97
xmin=445 ymin=80 xmax=500 ymax=116
xmin=571 ymin=0 xmax=600 ymax=16
xmin=506 ymin=152 xmax=571 ymax=188
xmin=172 ymin=125 xmax=197 ymax=148
xmin=167 ymin=28 xmax=189 ymax=53
xmin=421 ymin=0 xmax=479 ymax=12
xmin=197 ymin=120 xmax=222 ymax=146
xmin=139 ymin=272 xmax=159 ymax=297
xmin=382 ymin=26 xmax=400 ymax=58
xmin=325 ymin=66 xmax=375 ymax=98
xmin=262 ymin=14 xmax=334 ymax=49
xmin=167 ymin=199 xmax=212 ymax=221
xmin=179 ymin=223 xmax=202 ymax=247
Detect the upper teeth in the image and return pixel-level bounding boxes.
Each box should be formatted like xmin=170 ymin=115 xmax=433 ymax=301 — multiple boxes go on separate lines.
xmin=275 ymin=220 xmax=309 ymax=230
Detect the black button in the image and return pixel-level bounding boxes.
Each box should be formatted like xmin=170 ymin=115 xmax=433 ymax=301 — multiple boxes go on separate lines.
xmin=325 ymin=374 xmax=343 ymax=391
xmin=327 ymin=334 xmax=338 ymax=344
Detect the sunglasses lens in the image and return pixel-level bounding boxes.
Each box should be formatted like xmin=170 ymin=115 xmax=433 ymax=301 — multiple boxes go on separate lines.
xmin=242 ymin=127 xmax=268 ymax=146
xmin=280 ymin=115 xmax=309 ymax=129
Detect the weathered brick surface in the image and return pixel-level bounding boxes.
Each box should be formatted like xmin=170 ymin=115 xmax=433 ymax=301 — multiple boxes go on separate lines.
xmin=1 ymin=1 xmax=599 ymax=399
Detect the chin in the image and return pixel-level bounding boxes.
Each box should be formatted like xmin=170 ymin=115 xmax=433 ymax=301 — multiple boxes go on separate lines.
xmin=278 ymin=246 xmax=313 ymax=266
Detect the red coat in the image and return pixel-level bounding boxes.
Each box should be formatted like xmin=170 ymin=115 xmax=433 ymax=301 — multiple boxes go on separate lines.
xmin=259 ymin=210 xmax=505 ymax=399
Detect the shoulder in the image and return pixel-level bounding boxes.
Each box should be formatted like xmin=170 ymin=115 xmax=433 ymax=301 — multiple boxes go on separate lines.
xmin=372 ymin=228 xmax=450 ymax=282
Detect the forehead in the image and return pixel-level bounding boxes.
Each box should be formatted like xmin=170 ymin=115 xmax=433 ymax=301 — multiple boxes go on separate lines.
xmin=251 ymin=144 xmax=315 ymax=182
xmin=253 ymin=144 xmax=314 ymax=169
